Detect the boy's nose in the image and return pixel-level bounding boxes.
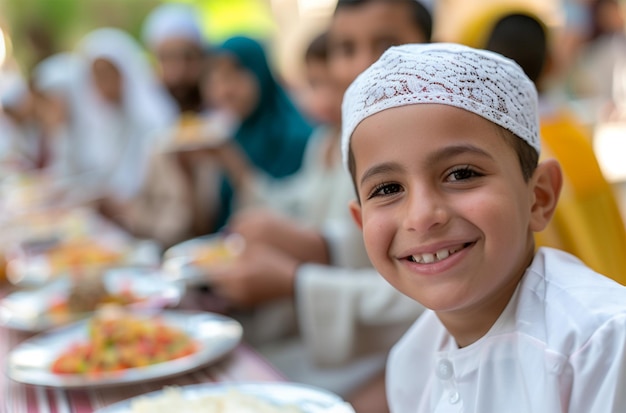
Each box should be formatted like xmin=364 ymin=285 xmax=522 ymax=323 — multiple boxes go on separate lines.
xmin=402 ymin=187 xmax=449 ymax=233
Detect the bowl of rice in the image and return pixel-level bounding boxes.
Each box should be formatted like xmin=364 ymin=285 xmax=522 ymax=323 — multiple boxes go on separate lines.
xmin=95 ymin=382 xmax=356 ymax=413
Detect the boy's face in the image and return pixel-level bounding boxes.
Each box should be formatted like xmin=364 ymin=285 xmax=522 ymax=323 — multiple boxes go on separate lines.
xmin=302 ymin=58 xmax=342 ymax=126
xmin=349 ymin=104 xmax=552 ymax=318
xmin=328 ymin=2 xmax=428 ymax=94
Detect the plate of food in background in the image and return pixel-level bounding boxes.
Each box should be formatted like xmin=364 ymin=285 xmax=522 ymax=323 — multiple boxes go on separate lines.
xmin=0 ymin=266 xmax=185 ymax=332
xmin=4 ymin=233 xmax=162 ymax=287
xmin=162 ymin=110 xmax=238 ymax=153
xmin=5 ymin=235 xmax=129 ymax=287
xmin=6 ymin=309 xmax=243 ymax=388
xmin=94 ymin=382 xmax=356 ymax=413
xmin=162 ymin=233 xmax=244 ymax=286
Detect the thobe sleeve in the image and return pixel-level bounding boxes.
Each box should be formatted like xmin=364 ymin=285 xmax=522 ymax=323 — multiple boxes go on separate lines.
xmin=295 ymin=264 xmax=425 ymax=366
xmin=567 ymin=314 xmax=626 ymax=412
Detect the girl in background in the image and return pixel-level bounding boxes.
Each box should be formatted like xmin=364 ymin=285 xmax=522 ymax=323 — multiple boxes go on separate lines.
xmin=70 ymin=28 xmax=178 ymax=213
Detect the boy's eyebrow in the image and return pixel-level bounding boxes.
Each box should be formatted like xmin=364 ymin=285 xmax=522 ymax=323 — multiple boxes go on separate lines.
xmin=426 ymin=144 xmax=494 ymax=166
xmin=360 ymin=162 xmax=404 ymax=186
xmin=359 ymin=144 xmax=494 ymax=186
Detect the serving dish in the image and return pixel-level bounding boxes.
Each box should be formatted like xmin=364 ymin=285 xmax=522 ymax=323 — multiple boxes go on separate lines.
xmin=94 ymin=382 xmax=356 ymax=413
xmin=6 ymin=310 xmax=243 ymax=388
xmin=0 ymin=266 xmax=184 ymax=332
xmin=162 ymin=234 xmax=244 ymax=286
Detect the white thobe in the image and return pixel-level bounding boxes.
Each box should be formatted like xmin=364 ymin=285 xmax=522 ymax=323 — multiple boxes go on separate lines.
xmin=388 ymin=247 xmax=626 ymax=413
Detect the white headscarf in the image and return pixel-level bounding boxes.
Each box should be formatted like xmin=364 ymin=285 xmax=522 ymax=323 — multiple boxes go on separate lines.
xmin=141 ymin=3 xmax=204 ymax=50
xmin=73 ymin=28 xmax=177 ymax=201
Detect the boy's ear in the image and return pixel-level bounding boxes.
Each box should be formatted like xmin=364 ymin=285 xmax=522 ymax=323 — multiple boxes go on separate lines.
xmin=529 ymin=159 xmax=563 ymax=232
xmin=349 ymin=199 xmax=363 ymax=231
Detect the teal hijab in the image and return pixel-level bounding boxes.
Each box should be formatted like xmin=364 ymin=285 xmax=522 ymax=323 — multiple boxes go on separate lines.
xmin=214 ymin=36 xmax=312 ymax=230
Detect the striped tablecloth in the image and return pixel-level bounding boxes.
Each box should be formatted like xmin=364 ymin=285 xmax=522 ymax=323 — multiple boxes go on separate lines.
xmin=0 ymin=328 xmax=286 ymax=413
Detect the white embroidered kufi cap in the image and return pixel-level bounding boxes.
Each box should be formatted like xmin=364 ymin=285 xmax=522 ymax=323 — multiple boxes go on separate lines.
xmin=142 ymin=3 xmax=204 ymax=50
xmin=341 ymin=43 xmax=540 ymax=169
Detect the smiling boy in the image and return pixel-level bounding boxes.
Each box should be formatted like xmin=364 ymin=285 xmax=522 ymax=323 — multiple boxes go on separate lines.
xmin=342 ymin=43 xmax=626 ymax=412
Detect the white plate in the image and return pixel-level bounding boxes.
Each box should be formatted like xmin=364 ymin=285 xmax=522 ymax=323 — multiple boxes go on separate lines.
xmin=162 ymin=234 xmax=244 ymax=286
xmin=5 ymin=237 xmax=145 ymax=288
xmin=161 ymin=111 xmax=237 ymax=153
xmin=0 ymin=266 xmax=185 ymax=332
xmin=94 ymin=382 xmax=356 ymax=413
xmin=6 ymin=310 xmax=243 ymax=388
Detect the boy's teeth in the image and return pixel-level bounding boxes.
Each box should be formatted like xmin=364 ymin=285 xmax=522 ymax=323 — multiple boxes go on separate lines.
xmin=411 ymin=247 xmax=456 ymax=264
xmin=436 ymin=249 xmax=450 ymax=260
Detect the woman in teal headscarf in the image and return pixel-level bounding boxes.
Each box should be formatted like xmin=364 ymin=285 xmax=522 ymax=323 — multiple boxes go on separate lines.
xmin=206 ymin=36 xmax=313 ymax=229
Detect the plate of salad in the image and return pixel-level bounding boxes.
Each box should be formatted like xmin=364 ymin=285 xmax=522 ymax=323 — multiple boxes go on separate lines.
xmin=6 ymin=309 xmax=243 ymax=388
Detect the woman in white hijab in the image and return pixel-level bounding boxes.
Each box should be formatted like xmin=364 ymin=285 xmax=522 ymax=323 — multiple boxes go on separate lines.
xmin=67 ymin=27 xmax=201 ymax=248
xmin=70 ymin=27 xmax=178 ymax=204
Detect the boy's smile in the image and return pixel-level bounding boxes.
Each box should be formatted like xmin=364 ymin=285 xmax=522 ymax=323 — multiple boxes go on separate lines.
xmin=349 ymin=104 xmax=541 ymax=328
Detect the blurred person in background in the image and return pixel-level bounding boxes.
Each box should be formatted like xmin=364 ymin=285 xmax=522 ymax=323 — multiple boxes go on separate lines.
xmin=570 ymin=0 xmax=626 ymax=121
xmin=142 ymin=2 xmax=226 ymax=238
xmin=193 ymin=35 xmax=312 ymax=233
xmin=0 ymin=70 xmax=41 ymax=171
xmin=66 ymin=28 xmax=177 ymax=221
xmin=196 ymin=31 xmax=400 ymax=409
xmin=199 ymin=32 xmax=348 ymax=222
xmin=142 ymin=2 xmax=205 ymax=114
xmin=193 ymin=2 xmax=434 ymax=411
xmin=328 ymin=0 xmax=433 ymax=94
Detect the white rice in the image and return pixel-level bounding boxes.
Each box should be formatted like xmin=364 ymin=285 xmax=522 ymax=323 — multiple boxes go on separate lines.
xmin=130 ymin=387 xmax=303 ymax=413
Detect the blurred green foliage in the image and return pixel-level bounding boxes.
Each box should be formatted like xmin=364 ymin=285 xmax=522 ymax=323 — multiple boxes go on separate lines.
xmin=1 ymin=0 xmax=160 ymax=70
xmin=0 ymin=0 xmax=276 ymax=71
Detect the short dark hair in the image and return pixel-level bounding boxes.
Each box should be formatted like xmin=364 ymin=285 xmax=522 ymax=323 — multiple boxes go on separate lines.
xmin=305 ymin=31 xmax=329 ymax=64
xmin=496 ymin=126 xmax=539 ymax=182
xmin=347 ymin=124 xmax=538 ymax=202
xmin=334 ymin=0 xmax=433 ymax=42
xmin=485 ymin=13 xmax=547 ymax=84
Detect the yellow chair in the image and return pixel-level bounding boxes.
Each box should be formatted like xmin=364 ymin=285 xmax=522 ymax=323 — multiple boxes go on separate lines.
xmin=536 ymin=110 xmax=626 ymax=283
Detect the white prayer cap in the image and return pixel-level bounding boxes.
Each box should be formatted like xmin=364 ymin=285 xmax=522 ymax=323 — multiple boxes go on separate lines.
xmin=341 ymin=42 xmax=540 ymax=170
xmin=142 ymin=3 xmax=204 ymax=50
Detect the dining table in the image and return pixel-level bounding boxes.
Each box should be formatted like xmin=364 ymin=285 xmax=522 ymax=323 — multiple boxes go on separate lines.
xmin=0 ymin=315 xmax=286 ymax=413
xmin=0 ymin=196 xmax=287 ymax=412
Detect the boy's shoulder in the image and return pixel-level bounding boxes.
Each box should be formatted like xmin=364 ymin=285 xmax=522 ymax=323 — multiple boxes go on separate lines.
xmin=518 ymin=247 xmax=626 ymax=352
xmin=390 ymin=247 xmax=626 ymax=357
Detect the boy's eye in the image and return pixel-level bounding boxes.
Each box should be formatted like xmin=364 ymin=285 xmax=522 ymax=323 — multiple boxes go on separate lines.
xmin=330 ymin=40 xmax=355 ymax=58
xmin=446 ymin=166 xmax=482 ymax=182
xmin=367 ymin=182 xmax=403 ymax=199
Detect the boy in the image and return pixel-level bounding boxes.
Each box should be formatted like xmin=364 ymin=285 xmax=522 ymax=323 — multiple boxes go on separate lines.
xmin=342 ymin=43 xmax=626 ymax=412
xmin=329 ymin=0 xmax=433 ymax=94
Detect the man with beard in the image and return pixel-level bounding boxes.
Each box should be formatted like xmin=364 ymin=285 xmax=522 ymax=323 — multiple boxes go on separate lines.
xmin=142 ymin=2 xmax=205 ymax=114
